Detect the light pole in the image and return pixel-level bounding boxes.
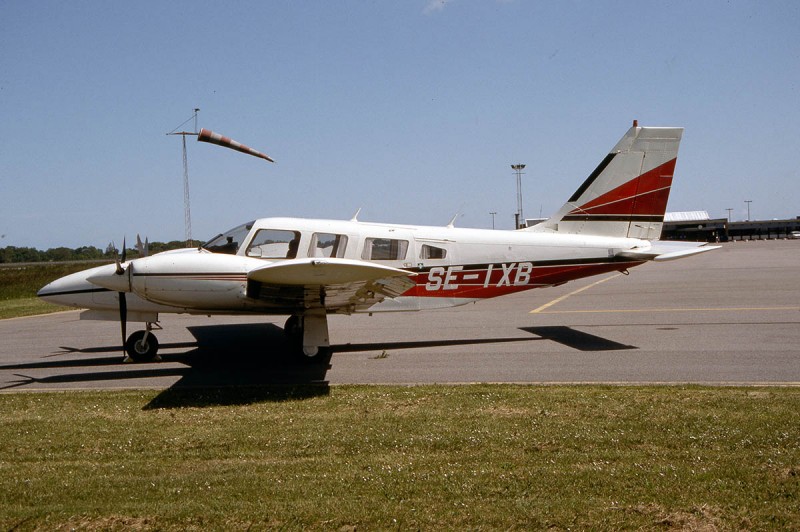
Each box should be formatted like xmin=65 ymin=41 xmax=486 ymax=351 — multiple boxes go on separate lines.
xmin=726 ymin=208 xmax=733 ymax=222
xmin=489 ymin=211 xmax=497 ymax=230
xmin=511 ymin=164 xmax=526 ymax=229
xmin=744 ymin=200 xmax=752 ymax=221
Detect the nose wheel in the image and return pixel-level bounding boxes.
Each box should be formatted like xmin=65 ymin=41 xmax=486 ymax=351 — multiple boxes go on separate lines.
xmin=123 ymin=323 xmax=161 ymax=362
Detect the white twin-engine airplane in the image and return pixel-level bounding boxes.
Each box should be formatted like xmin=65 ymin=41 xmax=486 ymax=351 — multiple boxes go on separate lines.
xmin=39 ymin=123 xmax=718 ymax=362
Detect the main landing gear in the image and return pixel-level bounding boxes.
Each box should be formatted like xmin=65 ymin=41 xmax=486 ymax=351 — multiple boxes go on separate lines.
xmin=119 ymin=312 xmax=330 ymax=364
xmin=123 ymin=322 xmax=161 ymax=363
xmin=284 ymin=309 xmax=331 ymax=362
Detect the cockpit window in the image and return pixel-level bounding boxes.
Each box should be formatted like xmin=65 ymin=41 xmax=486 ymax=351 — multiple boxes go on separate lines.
xmin=204 ymin=221 xmax=254 ymax=255
xmin=246 ymin=229 xmax=301 ymax=259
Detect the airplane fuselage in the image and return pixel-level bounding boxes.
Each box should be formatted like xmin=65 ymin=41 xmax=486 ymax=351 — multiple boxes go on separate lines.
xmin=40 ymin=216 xmax=647 ymax=320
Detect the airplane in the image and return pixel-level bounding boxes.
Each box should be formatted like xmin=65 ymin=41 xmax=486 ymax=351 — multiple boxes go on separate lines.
xmin=38 ymin=122 xmax=719 ymax=363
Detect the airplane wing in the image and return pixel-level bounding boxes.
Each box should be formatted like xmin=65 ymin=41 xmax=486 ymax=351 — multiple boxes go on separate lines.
xmin=616 ymin=240 xmax=721 ymax=262
xmin=246 ymin=258 xmax=416 ymax=312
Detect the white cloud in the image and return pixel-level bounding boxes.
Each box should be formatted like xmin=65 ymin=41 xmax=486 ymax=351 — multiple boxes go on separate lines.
xmin=423 ymin=0 xmax=453 ymax=15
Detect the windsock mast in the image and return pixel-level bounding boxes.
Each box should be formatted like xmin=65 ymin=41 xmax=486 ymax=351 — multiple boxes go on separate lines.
xmin=166 ymin=108 xmax=201 ymax=245
xmin=166 ymin=109 xmax=275 ymax=245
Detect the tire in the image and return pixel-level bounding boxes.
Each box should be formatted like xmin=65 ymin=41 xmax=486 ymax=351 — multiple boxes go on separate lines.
xmin=284 ymin=315 xmax=331 ymax=364
xmin=125 ymin=330 xmax=160 ymax=362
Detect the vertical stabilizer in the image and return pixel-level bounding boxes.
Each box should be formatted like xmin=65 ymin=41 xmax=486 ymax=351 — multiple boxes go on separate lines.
xmin=527 ymin=124 xmax=683 ymax=240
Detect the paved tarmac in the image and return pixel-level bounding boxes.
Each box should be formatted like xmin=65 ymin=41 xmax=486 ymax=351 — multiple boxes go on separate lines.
xmin=1 ymin=240 xmax=798 ymax=393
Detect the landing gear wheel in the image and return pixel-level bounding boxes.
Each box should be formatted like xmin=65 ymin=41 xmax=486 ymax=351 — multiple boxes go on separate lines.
xmin=283 ymin=314 xmax=331 ymax=364
xmin=125 ymin=330 xmax=160 ymax=362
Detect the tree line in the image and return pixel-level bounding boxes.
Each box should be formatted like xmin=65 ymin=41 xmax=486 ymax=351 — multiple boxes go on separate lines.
xmin=0 ymin=240 xmax=201 ymax=264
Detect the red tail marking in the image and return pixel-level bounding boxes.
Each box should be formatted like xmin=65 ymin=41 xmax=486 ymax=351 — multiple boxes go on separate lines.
xmin=568 ymin=158 xmax=676 ymax=216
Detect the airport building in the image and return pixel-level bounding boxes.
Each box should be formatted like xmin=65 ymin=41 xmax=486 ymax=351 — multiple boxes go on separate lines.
xmin=525 ymin=212 xmax=800 ymax=243
xmin=661 ymin=211 xmax=800 ymax=242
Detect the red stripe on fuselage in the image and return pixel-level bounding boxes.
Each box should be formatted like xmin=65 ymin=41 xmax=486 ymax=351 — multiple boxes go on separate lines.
xmin=402 ymin=261 xmax=643 ymax=299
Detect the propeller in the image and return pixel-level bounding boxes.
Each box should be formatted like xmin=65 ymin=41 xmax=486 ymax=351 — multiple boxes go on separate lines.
xmin=116 ymin=238 xmax=128 ymax=356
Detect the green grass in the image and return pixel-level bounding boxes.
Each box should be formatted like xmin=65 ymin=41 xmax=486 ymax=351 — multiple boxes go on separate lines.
xmin=1 ymin=385 xmax=798 ymax=530
xmin=0 ymin=298 xmax=70 ymax=320
xmin=0 ymin=262 xmax=106 ymax=319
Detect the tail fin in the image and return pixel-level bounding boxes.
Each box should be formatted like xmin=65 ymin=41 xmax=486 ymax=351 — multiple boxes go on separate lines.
xmin=528 ymin=124 xmax=683 ymax=240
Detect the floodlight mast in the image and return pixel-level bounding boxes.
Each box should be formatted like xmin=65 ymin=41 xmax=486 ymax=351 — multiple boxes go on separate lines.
xmin=511 ymin=164 xmax=526 ymax=229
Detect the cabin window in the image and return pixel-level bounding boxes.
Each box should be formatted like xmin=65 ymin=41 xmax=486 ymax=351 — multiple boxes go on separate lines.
xmin=309 ymin=233 xmax=348 ymax=258
xmin=420 ymin=244 xmax=447 ymax=260
xmin=361 ymin=238 xmax=409 ymax=261
xmin=246 ymin=229 xmax=301 ymax=258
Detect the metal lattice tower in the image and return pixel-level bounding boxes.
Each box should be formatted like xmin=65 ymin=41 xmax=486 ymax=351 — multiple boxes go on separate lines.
xmin=182 ymin=134 xmax=192 ymax=244
xmin=167 ymin=108 xmax=200 ymax=246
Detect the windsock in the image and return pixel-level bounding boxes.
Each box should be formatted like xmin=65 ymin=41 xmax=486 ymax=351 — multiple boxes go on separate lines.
xmin=197 ymin=128 xmax=274 ymax=163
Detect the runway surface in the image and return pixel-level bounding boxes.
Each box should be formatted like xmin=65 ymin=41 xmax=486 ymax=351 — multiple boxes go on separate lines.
xmin=1 ymin=240 xmax=798 ymax=391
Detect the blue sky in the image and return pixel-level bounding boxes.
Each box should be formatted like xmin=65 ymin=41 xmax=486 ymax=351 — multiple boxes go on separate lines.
xmin=2 ymin=1 xmax=799 ymax=249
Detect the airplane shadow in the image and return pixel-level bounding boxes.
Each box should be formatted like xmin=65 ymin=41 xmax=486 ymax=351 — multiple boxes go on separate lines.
xmin=1 ymin=323 xmax=539 ymax=408
xmin=2 ymin=324 xmax=332 ymax=407
xmin=2 ymin=323 xmax=638 ymax=408
xmin=520 ymin=326 xmax=638 ymax=351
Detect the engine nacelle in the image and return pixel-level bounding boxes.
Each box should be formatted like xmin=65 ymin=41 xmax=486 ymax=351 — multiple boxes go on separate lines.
xmin=128 ymin=250 xmax=266 ymax=310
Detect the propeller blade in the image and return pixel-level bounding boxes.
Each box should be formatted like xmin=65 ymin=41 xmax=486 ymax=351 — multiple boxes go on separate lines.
xmin=116 ymin=237 xmax=128 ymax=275
xmin=117 ymin=236 xmax=128 ymax=356
xmin=119 ymin=291 xmax=127 ymax=354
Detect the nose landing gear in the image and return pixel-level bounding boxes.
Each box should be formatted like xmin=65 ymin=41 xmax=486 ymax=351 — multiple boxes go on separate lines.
xmin=123 ymin=322 xmax=161 ymax=362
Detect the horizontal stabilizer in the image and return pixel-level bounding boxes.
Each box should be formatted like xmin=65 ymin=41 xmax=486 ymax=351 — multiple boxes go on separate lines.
xmin=616 ymin=241 xmax=720 ymax=262
xmin=248 ymin=258 xmax=414 ymax=286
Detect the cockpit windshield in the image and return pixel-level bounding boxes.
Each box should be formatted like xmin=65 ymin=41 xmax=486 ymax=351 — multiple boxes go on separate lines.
xmin=203 ymin=221 xmax=254 ymax=255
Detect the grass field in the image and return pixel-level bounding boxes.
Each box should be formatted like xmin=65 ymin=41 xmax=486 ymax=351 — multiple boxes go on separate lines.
xmin=1 ymin=385 xmax=798 ymax=530
xmin=2 ymin=264 xmax=798 ymax=529
xmin=0 ymin=262 xmax=104 ymax=319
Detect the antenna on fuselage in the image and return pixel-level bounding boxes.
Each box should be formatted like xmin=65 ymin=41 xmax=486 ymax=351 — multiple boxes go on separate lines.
xmin=350 ymin=208 xmax=362 ymax=222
